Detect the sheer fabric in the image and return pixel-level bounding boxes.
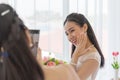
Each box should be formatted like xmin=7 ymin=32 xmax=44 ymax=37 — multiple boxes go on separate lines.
xmin=76 ymin=52 xmax=101 ymax=80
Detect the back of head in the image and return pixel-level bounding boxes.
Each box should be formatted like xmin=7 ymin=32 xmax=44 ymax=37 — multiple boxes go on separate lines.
xmin=0 ymin=4 xmax=16 ymax=43
xmin=0 ymin=3 xmax=44 ymax=80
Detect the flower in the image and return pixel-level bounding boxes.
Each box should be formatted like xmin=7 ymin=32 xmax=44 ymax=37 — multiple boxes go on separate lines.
xmin=111 ymin=52 xmax=120 ymax=69
xmin=46 ymin=61 xmax=56 ymax=66
xmin=42 ymin=56 xmax=67 ymax=67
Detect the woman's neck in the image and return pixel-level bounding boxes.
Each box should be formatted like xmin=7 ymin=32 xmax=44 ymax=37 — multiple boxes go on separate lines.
xmin=85 ymin=38 xmax=93 ymax=49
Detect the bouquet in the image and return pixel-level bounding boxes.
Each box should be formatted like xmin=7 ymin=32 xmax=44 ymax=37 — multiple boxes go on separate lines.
xmin=42 ymin=56 xmax=67 ymax=67
xmin=111 ymin=52 xmax=120 ymax=69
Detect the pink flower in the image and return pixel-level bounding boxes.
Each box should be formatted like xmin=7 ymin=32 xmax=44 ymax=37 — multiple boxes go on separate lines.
xmin=112 ymin=52 xmax=119 ymax=56
xmin=112 ymin=51 xmax=120 ymax=69
xmin=47 ymin=61 xmax=56 ymax=66
xmin=42 ymin=56 xmax=67 ymax=66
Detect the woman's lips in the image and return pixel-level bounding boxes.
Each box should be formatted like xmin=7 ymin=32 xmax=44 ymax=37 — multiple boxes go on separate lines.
xmin=71 ymin=40 xmax=77 ymax=45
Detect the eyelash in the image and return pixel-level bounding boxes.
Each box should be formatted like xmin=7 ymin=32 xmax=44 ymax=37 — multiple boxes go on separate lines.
xmin=66 ymin=29 xmax=74 ymax=36
xmin=71 ymin=29 xmax=74 ymax=32
xmin=65 ymin=33 xmax=68 ymax=36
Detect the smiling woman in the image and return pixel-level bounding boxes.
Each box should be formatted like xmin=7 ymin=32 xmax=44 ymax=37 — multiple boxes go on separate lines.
xmin=63 ymin=13 xmax=105 ymax=80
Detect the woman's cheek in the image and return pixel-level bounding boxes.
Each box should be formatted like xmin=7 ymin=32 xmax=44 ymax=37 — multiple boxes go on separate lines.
xmin=72 ymin=32 xmax=77 ymax=36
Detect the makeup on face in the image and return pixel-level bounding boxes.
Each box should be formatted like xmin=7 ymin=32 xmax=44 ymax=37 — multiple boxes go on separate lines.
xmin=64 ymin=21 xmax=84 ymax=45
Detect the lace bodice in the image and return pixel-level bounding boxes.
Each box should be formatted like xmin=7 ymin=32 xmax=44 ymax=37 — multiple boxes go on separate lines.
xmin=76 ymin=52 xmax=101 ymax=80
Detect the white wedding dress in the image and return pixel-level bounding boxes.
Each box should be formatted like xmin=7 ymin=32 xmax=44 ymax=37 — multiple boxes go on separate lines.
xmin=75 ymin=52 xmax=101 ymax=80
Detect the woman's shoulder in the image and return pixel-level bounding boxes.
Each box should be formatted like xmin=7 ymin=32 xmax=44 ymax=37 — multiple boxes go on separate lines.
xmin=43 ymin=65 xmax=68 ymax=80
xmin=78 ymin=51 xmax=101 ymax=64
xmin=43 ymin=64 xmax=79 ymax=80
xmin=61 ymin=64 xmax=80 ymax=80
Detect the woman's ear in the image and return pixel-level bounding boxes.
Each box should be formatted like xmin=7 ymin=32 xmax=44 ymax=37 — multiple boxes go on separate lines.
xmin=83 ymin=23 xmax=88 ymax=33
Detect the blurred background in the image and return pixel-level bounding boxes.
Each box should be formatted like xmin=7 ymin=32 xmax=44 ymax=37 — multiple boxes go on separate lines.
xmin=0 ymin=0 xmax=120 ymax=79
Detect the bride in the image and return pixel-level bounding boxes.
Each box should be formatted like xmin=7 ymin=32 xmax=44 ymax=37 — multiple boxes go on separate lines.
xmin=63 ymin=13 xmax=105 ymax=80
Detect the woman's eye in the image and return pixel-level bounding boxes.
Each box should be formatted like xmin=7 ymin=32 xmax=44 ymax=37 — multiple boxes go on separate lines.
xmin=65 ymin=32 xmax=68 ymax=36
xmin=65 ymin=29 xmax=74 ymax=36
xmin=70 ymin=30 xmax=74 ymax=33
xmin=65 ymin=31 xmax=68 ymax=36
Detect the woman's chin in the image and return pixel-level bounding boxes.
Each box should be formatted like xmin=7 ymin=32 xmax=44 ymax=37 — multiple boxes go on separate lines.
xmin=73 ymin=43 xmax=77 ymax=47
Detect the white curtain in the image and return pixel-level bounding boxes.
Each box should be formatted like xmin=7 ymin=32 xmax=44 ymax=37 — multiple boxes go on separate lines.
xmin=69 ymin=0 xmax=120 ymax=79
xmin=107 ymin=0 xmax=120 ymax=79
xmin=0 ymin=0 xmax=120 ymax=79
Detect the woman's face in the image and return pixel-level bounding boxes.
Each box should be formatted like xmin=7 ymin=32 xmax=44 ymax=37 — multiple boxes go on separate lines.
xmin=64 ymin=21 xmax=85 ymax=46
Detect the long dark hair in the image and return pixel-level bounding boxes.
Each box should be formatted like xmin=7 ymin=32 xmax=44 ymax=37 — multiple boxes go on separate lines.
xmin=64 ymin=13 xmax=105 ymax=68
xmin=0 ymin=3 xmax=44 ymax=80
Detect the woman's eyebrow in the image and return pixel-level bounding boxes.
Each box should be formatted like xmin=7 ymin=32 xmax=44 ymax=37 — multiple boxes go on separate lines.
xmin=65 ymin=27 xmax=74 ymax=34
xmin=67 ymin=27 xmax=74 ymax=32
